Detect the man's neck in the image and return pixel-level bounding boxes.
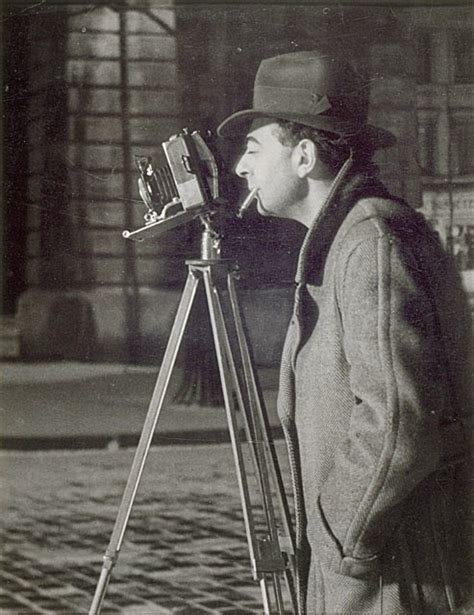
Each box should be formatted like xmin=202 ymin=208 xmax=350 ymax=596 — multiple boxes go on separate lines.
xmin=295 ymin=178 xmax=335 ymax=228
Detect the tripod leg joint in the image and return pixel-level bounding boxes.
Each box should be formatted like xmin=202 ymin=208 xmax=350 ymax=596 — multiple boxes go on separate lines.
xmin=252 ymin=537 xmax=286 ymax=577
xmin=102 ymin=551 xmax=118 ymax=572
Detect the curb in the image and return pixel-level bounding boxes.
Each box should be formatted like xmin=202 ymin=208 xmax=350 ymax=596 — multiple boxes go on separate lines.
xmin=0 ymin=426 xmax=284 ymax=451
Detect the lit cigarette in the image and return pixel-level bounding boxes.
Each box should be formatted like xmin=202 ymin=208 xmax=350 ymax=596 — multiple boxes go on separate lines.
xmin=238 ymin=187 xmax=258 ymax=218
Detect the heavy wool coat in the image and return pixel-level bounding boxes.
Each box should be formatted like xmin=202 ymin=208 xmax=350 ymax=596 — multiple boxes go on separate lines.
xmin=278 ymin=168 xmax=473 ymax=614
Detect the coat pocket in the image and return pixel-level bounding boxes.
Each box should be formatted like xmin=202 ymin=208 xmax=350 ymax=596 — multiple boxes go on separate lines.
xmin=308 ymin=537 xmax=414 ymax=614
xmin=307 ymin=496 xmax=381 ymax=579
xmin=306 ymin=495 xmax=344 ymax=570
xmin=315 ymin=559 xmax=382 ymax=614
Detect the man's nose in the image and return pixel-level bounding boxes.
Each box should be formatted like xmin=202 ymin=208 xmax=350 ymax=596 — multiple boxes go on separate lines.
xmin=235 ymin=155 xmax=249 ymax=178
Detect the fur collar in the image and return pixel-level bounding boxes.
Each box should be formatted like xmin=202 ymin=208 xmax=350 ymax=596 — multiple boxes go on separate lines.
xmin=295 ymin=160 xmax=393 ymax=285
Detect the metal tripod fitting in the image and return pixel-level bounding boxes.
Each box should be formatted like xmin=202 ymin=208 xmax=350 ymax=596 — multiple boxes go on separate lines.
xmin=200 ymin=215 xmax=222 ymax=260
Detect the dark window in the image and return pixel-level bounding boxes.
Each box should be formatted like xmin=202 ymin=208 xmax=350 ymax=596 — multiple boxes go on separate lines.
xmin=451 ymin=119 xmax=474 ymax=176
xmin=418 ymin=115 xmax=437 ymax=175
xmin=416 ymin=31 xmax=431 ymax=84
xmin=452 ymin=30 xmax=473 ymax=84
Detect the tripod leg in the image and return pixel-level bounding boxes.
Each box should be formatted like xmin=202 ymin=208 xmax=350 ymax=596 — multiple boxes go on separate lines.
xmin=226 ymin=274 xmax=298 ymax=613
xmin=201 ymin=269 xmax=260 ymax=571
xmin=89 ymin=270 xmax=200 ymax=615
xmin=202 ymin=270 xmax=287 ymax=614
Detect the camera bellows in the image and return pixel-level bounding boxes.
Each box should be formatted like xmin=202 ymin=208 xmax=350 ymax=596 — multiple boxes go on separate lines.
xmin=135 ymin=156 xmax=178 ymax=213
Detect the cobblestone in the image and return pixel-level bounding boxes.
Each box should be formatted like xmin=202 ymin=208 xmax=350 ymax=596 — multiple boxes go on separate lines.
xmin=0 ymin=443 xmax=293 ymax=614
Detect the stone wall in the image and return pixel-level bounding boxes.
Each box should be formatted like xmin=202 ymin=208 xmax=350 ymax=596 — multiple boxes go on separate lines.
xmin=18 ymin=3 xmax=189 ymax=361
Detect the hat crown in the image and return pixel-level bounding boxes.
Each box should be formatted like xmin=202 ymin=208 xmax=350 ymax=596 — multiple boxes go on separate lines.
xmin=254 ymin=50 xmax=369 ymax=124
xmin=257 ymin=51 xmax=341 ymax=92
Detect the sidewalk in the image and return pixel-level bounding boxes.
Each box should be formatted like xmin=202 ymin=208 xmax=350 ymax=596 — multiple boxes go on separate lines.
xmin=0 ymin=361 xmax=281 ymax=450
xmin=0 ymin=443 xmax=294 ymax=614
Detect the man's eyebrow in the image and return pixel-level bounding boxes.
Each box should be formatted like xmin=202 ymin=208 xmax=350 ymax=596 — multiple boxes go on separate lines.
xmin=246 ymin=136 xmax=261 ymax=145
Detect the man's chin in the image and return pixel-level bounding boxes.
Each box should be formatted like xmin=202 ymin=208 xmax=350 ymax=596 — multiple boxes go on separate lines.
xmin=257 ymin=202 xmax=274 ymax=217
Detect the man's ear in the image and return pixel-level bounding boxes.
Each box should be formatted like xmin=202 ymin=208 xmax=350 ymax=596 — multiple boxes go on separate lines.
xmin=293 ymin=138 xmax=318 ymax=178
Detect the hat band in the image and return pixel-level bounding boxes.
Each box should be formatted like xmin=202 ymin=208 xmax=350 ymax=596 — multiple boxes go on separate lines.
xmin=253 ymin=85 xmax=331 ymax=117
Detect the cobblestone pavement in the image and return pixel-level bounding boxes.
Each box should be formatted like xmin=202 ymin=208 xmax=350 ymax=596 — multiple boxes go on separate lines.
xmin=0 ymin=442 xmax=294 ymax=614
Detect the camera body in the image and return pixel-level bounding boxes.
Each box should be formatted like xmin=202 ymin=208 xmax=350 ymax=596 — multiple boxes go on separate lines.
xmin=163 ymin=129 xmax=219 ymax=211
xmin=124 ymin=129 xmax=220 ymax=241
xmin=136 ymin=129 xmax=219 ymax=216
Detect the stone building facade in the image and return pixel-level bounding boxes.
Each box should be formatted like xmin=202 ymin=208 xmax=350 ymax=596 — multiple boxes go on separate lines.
xmin=411 ymin=8 xmax=474 ymax=283
xmin=3 ymin=2 xmax=473 ymax=364
xmin=11 ymin=4 xmax=187 ymax=361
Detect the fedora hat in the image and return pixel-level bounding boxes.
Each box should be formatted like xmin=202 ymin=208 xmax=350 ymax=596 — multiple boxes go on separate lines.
xmin=217 ymin=50 xmax=395 ymax=149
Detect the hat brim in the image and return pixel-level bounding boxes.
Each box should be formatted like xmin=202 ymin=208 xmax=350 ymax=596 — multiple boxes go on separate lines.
xmin=217 ymin=109 xmax=396 ymax=150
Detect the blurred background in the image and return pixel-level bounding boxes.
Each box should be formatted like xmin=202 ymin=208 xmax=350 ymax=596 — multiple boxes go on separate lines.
xmin=2 ymin=1 xmax=473 ymax=367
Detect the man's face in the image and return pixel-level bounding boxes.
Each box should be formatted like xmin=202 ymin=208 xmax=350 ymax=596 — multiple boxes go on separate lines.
xmin=235 ymin=122 xmax=301 ymax=219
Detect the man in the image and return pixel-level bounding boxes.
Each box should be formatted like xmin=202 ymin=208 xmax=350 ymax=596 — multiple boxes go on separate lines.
xmin=218 ymin=50 xmax=472 ymax=614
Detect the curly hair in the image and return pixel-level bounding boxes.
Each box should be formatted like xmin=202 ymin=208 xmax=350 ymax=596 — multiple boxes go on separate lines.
xmin=274 ymin=120 xmax=376 ymax=174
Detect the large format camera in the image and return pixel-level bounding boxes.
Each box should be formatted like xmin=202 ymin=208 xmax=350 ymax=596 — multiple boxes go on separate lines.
xmin=124 ymin=129 xmax=221 ymax=241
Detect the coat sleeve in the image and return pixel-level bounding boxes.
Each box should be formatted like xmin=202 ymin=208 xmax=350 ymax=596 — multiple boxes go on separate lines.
xmin=316 ymin=231 xmax=448 ymax=577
